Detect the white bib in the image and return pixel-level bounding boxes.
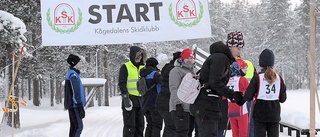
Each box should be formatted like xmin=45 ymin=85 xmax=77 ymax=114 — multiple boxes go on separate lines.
xmin=227 ymin=76 xmax=248 ymax=114
xmin=227 ymin=76 xmax=240 ymax=91
xmin=257 ymin=73 xmax=281 ymax=100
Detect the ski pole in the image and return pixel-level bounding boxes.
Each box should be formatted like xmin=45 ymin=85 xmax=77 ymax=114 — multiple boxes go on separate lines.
xmin=0 ymin=47 xmax=24 ymax=132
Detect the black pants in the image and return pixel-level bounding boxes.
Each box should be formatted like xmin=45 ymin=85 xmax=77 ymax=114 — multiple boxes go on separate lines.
xmin=68 ymin=108 xmax=83 ymax=137
xmin=171 ymin=111 xmax=190 ymax=137
xmin=159 ymin=110 xmax=176 ymax=137
xmin=254 ymin=120 xmax=279 ymax=137
xmin=144 ymin=108 xmax=163 ymax=137
xmin=194 ymin=111 xmax=220 ymax=137
xmin=122 ymin=107 xmax=144 ymax=137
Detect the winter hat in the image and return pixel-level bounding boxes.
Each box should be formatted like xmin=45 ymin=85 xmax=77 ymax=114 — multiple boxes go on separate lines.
xmin=180 ymin=48 xmax=194 ymax=60
xmin=173 ymin=51 xmax=182 ymax=61
xmin=226 ymin=31 xmax=244 ymax=48
xmin=146 ymin=57 xmax=159 ymax=67
xmin=67 ymin=54 xmax=80 ymax=67
xmin=259 ymin=49 xmax=275 ymax=67
xmin=236 ymin=58 xmax=248 ymax=69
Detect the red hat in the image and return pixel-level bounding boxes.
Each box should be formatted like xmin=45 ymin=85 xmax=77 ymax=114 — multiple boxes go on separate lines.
xmin=236 ymin=58 xmax=248 ymax=69
xmin=180 ymin=48 xmax=194 ymax=60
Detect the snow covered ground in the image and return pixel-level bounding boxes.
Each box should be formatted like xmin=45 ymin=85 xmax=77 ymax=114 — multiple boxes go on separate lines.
xmin=0 ymin=89 xmax=319 ymax=137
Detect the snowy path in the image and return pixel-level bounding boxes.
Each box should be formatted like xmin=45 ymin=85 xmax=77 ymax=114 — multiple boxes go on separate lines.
xmin=0 ymin=90 xmax=319 ymax=137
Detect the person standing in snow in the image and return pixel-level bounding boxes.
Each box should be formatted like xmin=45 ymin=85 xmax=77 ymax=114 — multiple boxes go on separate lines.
xmin=118 ymin=46 xmax=146 ymax=137
xmin=227 ymin=58 xmax=249 ymax=137
xmin=239 ymin=49 xmax=287 ymax=137
xmin=140 ymin=57 xmax=162 ymax=137
xmin=190 ymin=41 xmax=244 ymax=137
xmin=64 ymin=54 xmax=86 ymax=137
xmin=169 ymin=48 xmax=196 ymax=137
xmin=155 ymin=51 xmax=181 ymax=137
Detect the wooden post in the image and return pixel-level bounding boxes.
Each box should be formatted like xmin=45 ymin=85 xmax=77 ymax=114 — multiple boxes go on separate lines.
xmin=309 ymin=0 xmax=316 ymax=137
xmin=11 ymin=52 xmax=14 ymax=137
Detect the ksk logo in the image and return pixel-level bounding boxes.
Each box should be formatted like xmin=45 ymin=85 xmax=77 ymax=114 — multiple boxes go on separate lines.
xmin=46 ymin=3 xmax=82 ymax=34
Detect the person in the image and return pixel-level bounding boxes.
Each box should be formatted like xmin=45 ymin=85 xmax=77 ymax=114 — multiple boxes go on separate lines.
xmin=218 ymin=31 xmax=246 ymax=137
xmin=226 ymin=30 xmax=255 ymax=137
xmin=240 ymin=49 xmax=287 ymax=137
xmin=140 ymin=57 xmax=162 ymax=137
xmin=155 ymin=51 xmax=181 ymax=137
xmin=169 ymin=48 xmax=196 ymax=137
xmin=64 ymin=54 xmax=86 ymax=137
xmin=118 ymin=46 xmax=146 ymax=137
xmin=227 ymin=58 xmax=249 ymax=137
xmin=190 ymin=41 xmax=243 ymax=137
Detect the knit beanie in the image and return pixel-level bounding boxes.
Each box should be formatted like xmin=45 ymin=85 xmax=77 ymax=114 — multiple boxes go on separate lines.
xmin=173 ymin=51 xmax=182 ymax=61
xmin=226 ymin=31 xmax=244 ymax=48
xmin=67 ymin=54 xmax=80 ymax=67
xmin=146 ymin=57 xmax=159 ymax=67
xmin=236 ymin=58 xmax=248 ymax=69
xmin=180 ymin=48 xmax=194 ymax=60
xmin=259 ymin=49 xmax=274 ymax=67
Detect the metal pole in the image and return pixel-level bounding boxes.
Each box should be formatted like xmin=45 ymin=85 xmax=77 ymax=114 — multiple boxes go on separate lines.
xmin=309 ymin=0 xmax=316 ymax=136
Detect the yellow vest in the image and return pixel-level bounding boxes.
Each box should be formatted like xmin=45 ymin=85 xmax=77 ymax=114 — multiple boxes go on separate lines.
xmin=125 ymin=61 xmax=144 ymax=96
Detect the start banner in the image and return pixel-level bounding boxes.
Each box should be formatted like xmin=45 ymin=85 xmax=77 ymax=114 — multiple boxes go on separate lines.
xmin=41 ymin=0 xmax=212 ymax=46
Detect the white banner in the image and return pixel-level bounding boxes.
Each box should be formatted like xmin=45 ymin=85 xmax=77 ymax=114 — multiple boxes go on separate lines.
xmin=41 ymin=0 xmax=212 ymax=46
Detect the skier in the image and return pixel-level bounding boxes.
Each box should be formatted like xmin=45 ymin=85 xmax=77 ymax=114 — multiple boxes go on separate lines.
xmin=227 ymin=58 xmax=249 ymax=137
xmin=239 ymin=49 xmax=287 ymax=137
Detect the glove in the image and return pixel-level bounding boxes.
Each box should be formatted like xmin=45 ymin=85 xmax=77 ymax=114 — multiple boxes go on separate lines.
xmin=176 ymin=104 xmax=184 ymax=113
xmin=77 ymin=103 xmax=85 ymax=119
xmin=236 ymin=99 xmax=246 ymax=106
xmin=122 ymin=92 xmax=132 ymax=111
xmin=230 ymin=91 xmax=243 ymax=103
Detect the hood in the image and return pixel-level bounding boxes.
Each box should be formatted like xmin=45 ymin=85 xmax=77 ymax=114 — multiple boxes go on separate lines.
xmin=209 ymin=41 xmax=234 ymax=63
xmin=140 ymin=66 xmax=159 ymax=77
xmin=129 ymin=46 xmax=147 ymax=66
xmin=173 ymin=58 xmax=195 ymax=71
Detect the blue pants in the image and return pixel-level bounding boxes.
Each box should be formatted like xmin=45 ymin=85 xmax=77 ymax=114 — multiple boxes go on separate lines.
xmin=68 ymin=108 xmax=83 ymax=137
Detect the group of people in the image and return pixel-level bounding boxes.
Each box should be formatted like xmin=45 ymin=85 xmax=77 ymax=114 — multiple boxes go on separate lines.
xmin=117 ymin=31 xmax=287 ymax=137
xmin=63 ymin=31 xmax=287 ymax=137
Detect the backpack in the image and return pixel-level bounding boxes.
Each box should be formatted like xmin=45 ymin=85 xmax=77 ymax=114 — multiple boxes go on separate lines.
xmin=177 ymin=73 xmax=201 ymax=104
xmin=137 ymin=71 xmax=158 ymax=96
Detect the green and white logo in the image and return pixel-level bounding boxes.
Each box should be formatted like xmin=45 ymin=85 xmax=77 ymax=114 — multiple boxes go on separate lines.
xmin=46 ymin=3 xmax=82 ymax=34
xmin=169 ymin=0 xmax=204 ymax=27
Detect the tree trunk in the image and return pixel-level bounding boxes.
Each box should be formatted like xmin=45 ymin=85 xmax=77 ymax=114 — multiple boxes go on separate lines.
xmin=33 ymin=78 xmax=40 ymax=106
xmin=21 ymin=79 xmax=24 ymax=98
xmin=28 ymin=79 xmax=31 ymax=100
xmin=39 ymin=79 xmax=42 ymax=99
xmin=56 ymin=79 xmax=61 ymax=104
xmin=104 ymin=74 xmax=109 ymax=106
xmin=50 ymin=75 xmax=54 ymax=106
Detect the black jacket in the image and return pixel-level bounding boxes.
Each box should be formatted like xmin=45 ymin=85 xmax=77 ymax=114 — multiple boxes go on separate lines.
xmin=243 ymin=69 xmax=287 ymax=122
xmin=199 ymin=41 xmax=235 ymax=99
xmin=140 ymin=66 xmax=161 ymax=109
xmin=155 ymin=60 xmax=175 ymax=111
xmin=190 ymin=41 xmax=234 ymax=118
xmin=118 ymin=46 xmax=146 ymax=108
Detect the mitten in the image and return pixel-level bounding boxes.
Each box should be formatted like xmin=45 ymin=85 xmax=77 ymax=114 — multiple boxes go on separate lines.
xmin=77 ymin=103 xmax=85 ymax=119
xmin=230 ymin=91 xmax=243 ymax=103
xmin=122 ymin=92 xmax=132 ymax=111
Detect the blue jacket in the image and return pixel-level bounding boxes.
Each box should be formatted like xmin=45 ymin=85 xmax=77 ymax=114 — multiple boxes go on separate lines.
xmin=64 ymin=68 xmax=86 ymax=109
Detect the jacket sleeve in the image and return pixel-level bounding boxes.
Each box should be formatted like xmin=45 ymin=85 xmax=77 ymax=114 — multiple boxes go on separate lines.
xmin=208 ymin=56 xmax=234 ymax=99
xmin=239 ymin=76 xmax=249 ymax=93
xmin=279 ymin=75 xmax=287 ymax=103
xmin=243 ymin=73 xmax=259 ymax=101
xmin=169 ymin=68 xmax=182 ymax=105
xmin=118 ymin=64 xmax=128 ymax=94
xmin=70 ymin=74 xmax=82 ymax=104
xmin=154 ymin=71 xmax=162 ymax=84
